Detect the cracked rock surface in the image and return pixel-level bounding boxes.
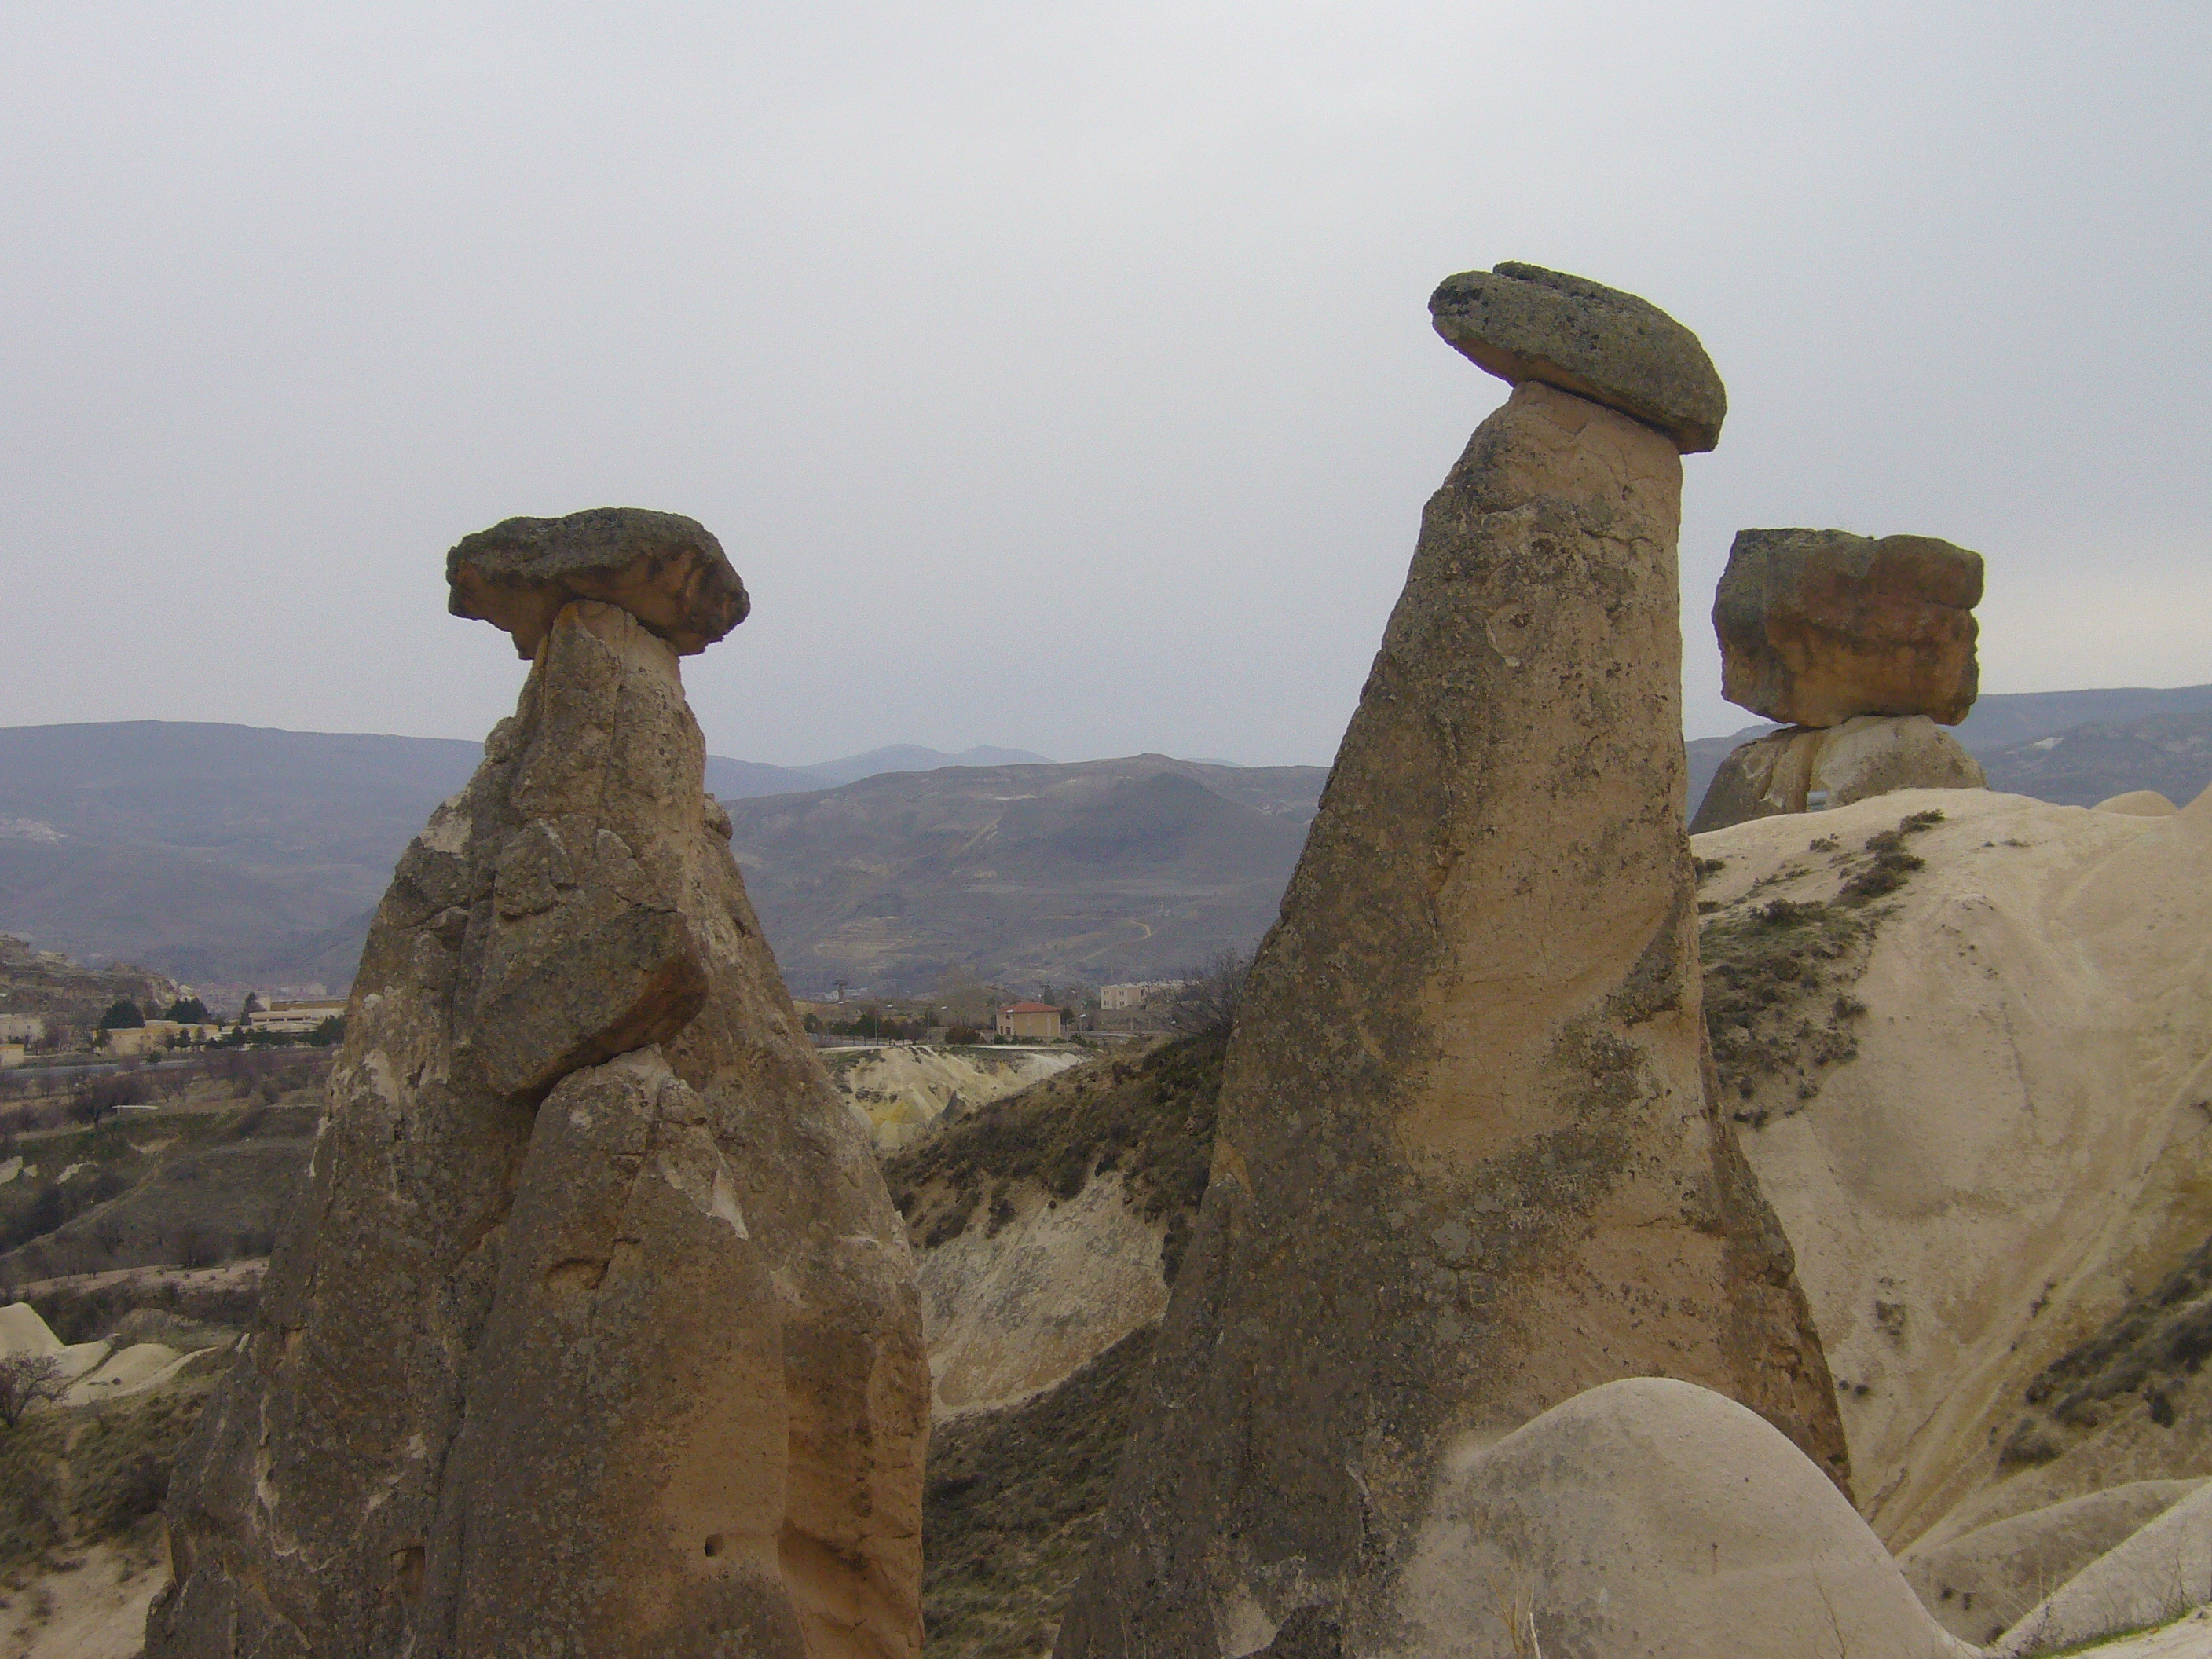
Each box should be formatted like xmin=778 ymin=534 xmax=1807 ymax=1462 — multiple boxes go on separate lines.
xmin=149 ymin=540 xmax=925 ymax=1657
xmin=1429 ymin=261 xmax=1727 ymax=454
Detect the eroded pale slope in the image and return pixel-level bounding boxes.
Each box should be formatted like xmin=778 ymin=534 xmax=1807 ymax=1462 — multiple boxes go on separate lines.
xmin=1694 ymin=786 xmax=2212 ymax=1551
xmin=884 ymin=1035 xmax=1223 ymax=1655
xmin=826 ymin=1044 xmax=1087 ymax=1153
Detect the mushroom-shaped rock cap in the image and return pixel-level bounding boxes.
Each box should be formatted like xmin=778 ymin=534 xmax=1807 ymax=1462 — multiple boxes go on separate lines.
xmin=447 ymin=507 xmax=749 ymax=659
xmin=1429 ymin=262 xmax=1727 ymax=453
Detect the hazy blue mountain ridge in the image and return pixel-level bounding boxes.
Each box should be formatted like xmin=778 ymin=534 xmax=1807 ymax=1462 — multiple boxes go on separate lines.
xmin=4 ymin=689 xmax=2204 ymax=992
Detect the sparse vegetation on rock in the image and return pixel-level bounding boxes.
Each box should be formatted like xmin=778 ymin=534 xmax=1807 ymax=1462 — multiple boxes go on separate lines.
xmin=1699 ymin=809 xmax=1944 ymax=1125
xmin=887 ymin=1033 xmax=1223 ymax=1280
xmin=921 ymin=1328 xmax=1156 ymax=1659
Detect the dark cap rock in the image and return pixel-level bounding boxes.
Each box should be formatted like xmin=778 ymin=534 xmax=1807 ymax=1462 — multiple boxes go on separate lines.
xmin=447 ymin=507 xmax=749 ymax=658
xmin=1429 ymin=262 xmax=1727 ymax=453
xmin=1716 ymin=529 xmax=1983 ymax=727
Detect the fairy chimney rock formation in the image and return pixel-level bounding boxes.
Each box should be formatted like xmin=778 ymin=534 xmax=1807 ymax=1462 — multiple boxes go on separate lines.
xmin=1054 ymin=270 xmax=1843 ymax=1659
xmin=448 ymin=506 xmax=751 ymax=658
xmin=1692 ymin=529 xmax=1987 ymax=833
xmin=151 ymin=510 xmax=926 ymax=1659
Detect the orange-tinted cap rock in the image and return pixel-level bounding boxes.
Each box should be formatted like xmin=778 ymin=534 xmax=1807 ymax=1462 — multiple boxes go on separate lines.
xmin=1715 ymin=529 xmax=1983 ymax=727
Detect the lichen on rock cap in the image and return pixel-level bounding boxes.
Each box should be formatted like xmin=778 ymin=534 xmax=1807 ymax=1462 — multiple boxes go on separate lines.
xmin=1428 ymin=261 xmax=1727 ymax=453
xmin=446 ymin=506 xmax=749 ymax=658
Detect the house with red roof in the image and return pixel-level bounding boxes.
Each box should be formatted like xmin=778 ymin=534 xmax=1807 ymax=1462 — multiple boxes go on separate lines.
xmin=994 ymin=1001 xmax=1064 ymax=1041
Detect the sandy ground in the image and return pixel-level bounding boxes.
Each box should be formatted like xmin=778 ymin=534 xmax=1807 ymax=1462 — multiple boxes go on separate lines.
xmin=0 ymin=1301 xmax=225 ymax=1409
xmin=1 ymin=1540 xmax=163 ymax=1659
xmin=2089 ymin=1609 xmax=2212 ymax=1657
xmin=920 ymin=1172 xmax=1168 ymax=1420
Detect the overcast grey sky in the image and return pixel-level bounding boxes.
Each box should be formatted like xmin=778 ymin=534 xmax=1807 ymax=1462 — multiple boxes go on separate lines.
xmin=3 ymin=2 xmax=2205 ymax=767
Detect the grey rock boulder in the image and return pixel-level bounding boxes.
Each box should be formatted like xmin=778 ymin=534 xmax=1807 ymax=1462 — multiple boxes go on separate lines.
xmin=448 ymin=505 xmax=750 ymax=657
xmin=1429 ymin=262 xmax=1727 ymax=452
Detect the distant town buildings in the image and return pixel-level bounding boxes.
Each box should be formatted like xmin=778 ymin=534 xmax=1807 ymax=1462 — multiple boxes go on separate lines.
xmin=0 ymin=1014 xmax=46 ymax=1043
xmin=995 ymin=1001 xmax=1064 ymax=1041
xmin=247 ymin=998 xmax=347 ymax=1035
xmin=1101 ymin=981 xmax=1186 ymax=1012
xmin=102 ymin=1019 xmax=225 ymax=1057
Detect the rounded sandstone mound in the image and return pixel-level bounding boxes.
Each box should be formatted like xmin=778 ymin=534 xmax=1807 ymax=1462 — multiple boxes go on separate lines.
xmin=2096 ymin=789 xmax=2180 ymax=816
xmin=1993 ymin=1481 xmax=2212 ymax=1656
xmin=446 ymin=505 xmax=749 ymax=657
xmin=1396 ymin=1377 xmax=1974 ymax=1658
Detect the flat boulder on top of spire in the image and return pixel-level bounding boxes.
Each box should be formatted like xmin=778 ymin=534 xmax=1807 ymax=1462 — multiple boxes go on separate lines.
xmin=1428 ymin=261 xmax=1727 ymax=452
xmin=447 ymin=505 xmax=750 ymax=658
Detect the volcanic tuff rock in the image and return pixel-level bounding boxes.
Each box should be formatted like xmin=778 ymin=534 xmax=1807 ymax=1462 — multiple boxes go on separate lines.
xmin=447 ymin=506 xmax=750 ymax=657
xmin=1395 ymin=1379 xmax=1973 ymax=1659
xmin=1715 ymin=529 xmax=1983 ymax=728
xmin=1056 ymin=276 xmax=1842 ymax=1658
xmin=1695 ymin=789 xmax=2212 ymax=1554
xmin=1989 ymin=1481 xmax=2212 ymax=1657
xmin=1903 ymin=1480 xmax=2206 ymax=1646
xmin=151 ymin=515 xmax=926 ymax=1658
xmin=2097 ymin=789 xmax=2181 ymax=815
xmin=884 ymin=1035 xmax=1226 ymax=1654
xmin=1429 ymin=262 xmax=1727 ymax=452
xmin=1688 ymin=714 xmax=1987 ymax=833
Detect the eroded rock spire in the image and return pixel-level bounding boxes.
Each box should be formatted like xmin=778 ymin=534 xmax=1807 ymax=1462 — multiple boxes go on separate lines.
xmin=151 ymin=508 xmax=927 ymax=1659
xmin=1054 ymin=266 xmax=1845 ymax=1657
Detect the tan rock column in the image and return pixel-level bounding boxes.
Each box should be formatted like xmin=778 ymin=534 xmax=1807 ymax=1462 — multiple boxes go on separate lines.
xmin=149 ymin=513 xmax=926 ymax=1659
xmin=1055 ymin=267 xmax=1844 ymax=1659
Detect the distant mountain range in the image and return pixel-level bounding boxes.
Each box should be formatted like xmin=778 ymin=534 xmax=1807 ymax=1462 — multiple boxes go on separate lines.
xmin=1684 ymin=685 xmax=2212 ymax=819
xmin=0 ymin=723 xmax=1055 ymax=987
xmin=708 ymin=744 xmax=1054 ymax=796
xmin=794 ymin=745 xmax=1051 ymax=786
xmin=723 ymin=756 xmax=1324 ymax=995
xmin=2 ymin=690 xmax=2204 ymax=992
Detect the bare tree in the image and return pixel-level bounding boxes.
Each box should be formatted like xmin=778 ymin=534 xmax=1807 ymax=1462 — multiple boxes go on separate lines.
xmin=0 ymin=1352 xmax=68 ymax=1426
xmin=1165 ymin=947 xmax=1252 ymax=1038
